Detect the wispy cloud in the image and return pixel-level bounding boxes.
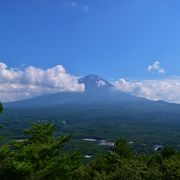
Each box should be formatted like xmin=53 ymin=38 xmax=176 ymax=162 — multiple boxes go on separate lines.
xmin=71 ymin=1 xmax=77 ymax=8
xmin=0 ymin=62 xmax=84 ymax=102
xmin=148 ymin=61 xmax=166 ymax=74
xmin=59 ymin=1 xmax=89 ymax=13
xmin=83 ymin=5 xmax=89 ymax=12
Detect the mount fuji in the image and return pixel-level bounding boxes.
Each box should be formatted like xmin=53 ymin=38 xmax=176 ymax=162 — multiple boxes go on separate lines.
xmin=5 ymin=74 xmax=151 ymax=108
xmin=2 ymin=75 xmax=180 ymax=138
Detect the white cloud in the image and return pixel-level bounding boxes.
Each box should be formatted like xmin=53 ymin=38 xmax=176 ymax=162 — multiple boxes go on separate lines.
xmin=0 ymin=63 xmax=85 ymax=102
xmin=148 ymin=61 xmax=166 ymax=74
xmin=60 ymin=1 xmax=88 ymax=13
xmin=114 ymin=78 xmax=180 ymax=103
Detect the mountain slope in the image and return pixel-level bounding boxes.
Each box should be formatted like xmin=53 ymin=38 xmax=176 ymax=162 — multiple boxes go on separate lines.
xmin=2 ymin=75 xmax=180 ymax=154
xmin=4 ymin=74 xmax=178 ymax=112
xmin=4 ymin=75 xmax=146 ymax=108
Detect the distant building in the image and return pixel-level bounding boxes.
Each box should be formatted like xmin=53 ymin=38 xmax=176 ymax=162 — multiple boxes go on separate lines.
xmin=98 ymin=140 xmax=114 ymax=147
xmin=84 ymin=155 xmax=92 ymax=158
xmin=154 ymin=145 xmax=163 ymax=151
xmin=82 ymin=138 xmax=97 ymax=142
xmin=128 ymin=141 xmax=134 ymax=144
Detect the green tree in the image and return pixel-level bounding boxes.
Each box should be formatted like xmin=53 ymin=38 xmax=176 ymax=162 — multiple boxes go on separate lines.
xmin=0 ymin=102 xmax=3 ymax=114
xmin=162 ymin=155 xmax=180 ymax=179
xmin=0 ymin=123 xmax=82 ymax=180
xmin=114 ymin=138 xmax=132 ymax=158
xmin=161 ymin=146 xmax=176 ymax=158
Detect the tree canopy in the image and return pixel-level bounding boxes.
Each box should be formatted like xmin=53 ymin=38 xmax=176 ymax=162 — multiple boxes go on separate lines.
xmin=0 ymin=106 xmax=180 ymax=179
xmin=0 ymin=102 xmax=3 ymax=114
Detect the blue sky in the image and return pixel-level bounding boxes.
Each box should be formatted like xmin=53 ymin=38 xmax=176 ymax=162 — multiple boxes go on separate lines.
xmin=1 ymin=0 xmax=180 ymax=103
xmin=1 ymin=0 xmax=180 ymax=80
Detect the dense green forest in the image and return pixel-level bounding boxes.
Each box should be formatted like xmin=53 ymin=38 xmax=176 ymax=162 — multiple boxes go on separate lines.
xmin=1 ymin=104 xmax=180 ymax=154
xmin=0 ymin=103 xmax=180 ymax=179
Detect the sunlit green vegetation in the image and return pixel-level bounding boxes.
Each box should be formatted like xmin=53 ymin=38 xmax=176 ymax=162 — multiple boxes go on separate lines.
xmin=0 ymin=105 xmax=180 ymax=179
xmin=0 ymin=123 xmax=180 ymax=179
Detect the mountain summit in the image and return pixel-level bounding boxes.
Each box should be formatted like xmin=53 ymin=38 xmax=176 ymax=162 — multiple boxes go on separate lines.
xmin=79 ymin=75 xmax=113 ymax=92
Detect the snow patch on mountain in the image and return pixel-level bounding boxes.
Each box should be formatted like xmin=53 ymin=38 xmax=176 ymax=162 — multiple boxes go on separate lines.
xmin=96 ymin=80 xmax=106 ymax=87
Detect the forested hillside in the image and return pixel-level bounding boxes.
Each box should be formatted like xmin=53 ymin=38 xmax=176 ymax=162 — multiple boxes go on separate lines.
xmin=0 ymin=103 xmax=180 ymax=180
